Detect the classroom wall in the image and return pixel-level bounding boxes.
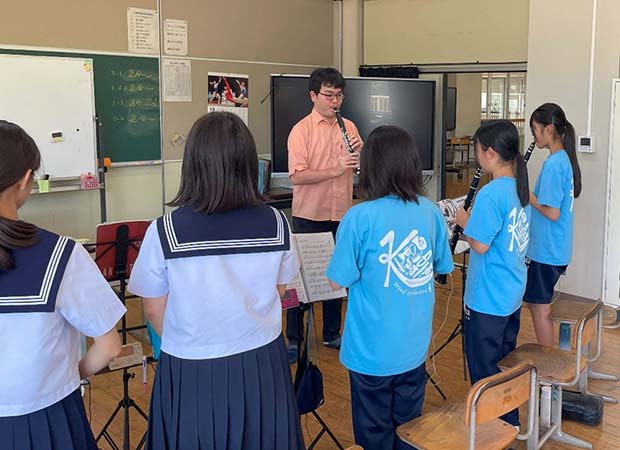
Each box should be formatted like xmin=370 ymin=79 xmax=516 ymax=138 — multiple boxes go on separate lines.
xmin=1 ymin=0 xmax=334 ymax=239
xmin=341 ymin=0 xmax=363 ymax=76
xmin=364 ymin=0 xmax=530 ymax=65
xmin=19 ymin=165 xmax=164 ymax=240
xmin=455 ymin=73 xmax=482 ymax=137
xmin=162 ymin=61 xmax=314 ymax=162
xmin=526 ymin=0 xmax=620 ymax=299
xmin=446 ymin=74 xmax=457 ymax=88
xmin=0 ymin=0 xmax=156 ymax=53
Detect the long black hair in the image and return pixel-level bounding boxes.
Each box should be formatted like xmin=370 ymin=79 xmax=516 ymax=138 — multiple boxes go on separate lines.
xmin=530 ymin=103 xmax=582 ymax=198
xmin=168 ymin=112 xmax=262 ymax=213
xmin=474 ymin=120 xmax=529 ymax=207
xmin=358 ymin=125 xmax=426 ymax=202
xmin=0 ymin=120 xmax=41 ymax=270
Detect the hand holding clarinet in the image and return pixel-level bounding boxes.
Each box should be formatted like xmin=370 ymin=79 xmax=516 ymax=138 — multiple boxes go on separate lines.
xmin=335 ymin=109 xmax=362 ymax=174
xmin=435 ymin=141 xmax=535 ymax=285
xmin=451 ymin=141 xmax=535 ymax=251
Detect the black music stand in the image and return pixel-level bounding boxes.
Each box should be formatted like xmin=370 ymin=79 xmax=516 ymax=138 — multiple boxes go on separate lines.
xmin=430 ymin=250 xmax=469 ymax=383
xmin=425 ymin=363 xmax=447 ymax=399
xmin=294 ymin=302 xmax=344 ymax=450
xmin=89 ymin=222 xmax=150 ymax=450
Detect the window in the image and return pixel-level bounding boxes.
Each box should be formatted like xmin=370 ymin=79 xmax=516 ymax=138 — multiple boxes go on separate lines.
xmin=481 ymin=77 xmax=488 ymax=115
xmin=481 ymin=72 xmax=527 ymax=134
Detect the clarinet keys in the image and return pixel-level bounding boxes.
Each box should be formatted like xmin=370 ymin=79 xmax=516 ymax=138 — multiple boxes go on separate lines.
xmin=334 ymin=109 xmax=360 ymax=175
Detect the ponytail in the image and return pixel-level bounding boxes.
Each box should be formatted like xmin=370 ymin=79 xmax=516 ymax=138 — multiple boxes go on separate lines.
xmin=530 ymin=103 xmax=582 ymax=198
xmin=0 ymin=217 xmax=38 ymax=270
xmin=562 ymin=121 xmax=582 ymax=198
xmin=514 ymin=152 xmax=530 ymax=207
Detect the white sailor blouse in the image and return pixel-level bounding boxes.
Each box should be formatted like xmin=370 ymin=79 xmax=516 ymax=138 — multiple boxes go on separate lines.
xmin=128 ymin=205 xmax=300 ymax=360
xmin=0 ymin=228 xmax=126 ymax=417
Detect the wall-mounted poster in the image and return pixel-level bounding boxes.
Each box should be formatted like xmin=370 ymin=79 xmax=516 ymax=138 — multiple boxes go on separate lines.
xmin=207 ymin=72 xmax=249 ymax=125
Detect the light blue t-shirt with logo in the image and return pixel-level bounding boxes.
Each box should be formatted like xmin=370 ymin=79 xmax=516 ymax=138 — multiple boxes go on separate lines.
xmin=527 ymin=150 xmax=574 ymax=266
xmin=464 ymin=177 xmax=531 ymax=317
xmin=326 ymin=195 xmax=454 ymax=377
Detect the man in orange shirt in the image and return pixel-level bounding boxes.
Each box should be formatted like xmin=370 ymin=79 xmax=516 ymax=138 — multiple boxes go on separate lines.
xmin=287 ymin=67 xmax=362 ymax=361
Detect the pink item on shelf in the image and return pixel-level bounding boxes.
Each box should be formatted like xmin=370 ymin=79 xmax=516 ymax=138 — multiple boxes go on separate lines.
xmin=80 ymin=172 xmax=100 ymax=189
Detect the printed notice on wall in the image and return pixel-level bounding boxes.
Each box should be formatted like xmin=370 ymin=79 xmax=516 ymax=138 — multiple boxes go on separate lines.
xmin=207 ymin=72 xmax=249 ymax=125
xmin=127 ymin=7 xmax=159 ymax=54
xmin=163 ymin=59 xmax=192 ymax=102
xmin=164 ymin=19 xmax=188 ymax=56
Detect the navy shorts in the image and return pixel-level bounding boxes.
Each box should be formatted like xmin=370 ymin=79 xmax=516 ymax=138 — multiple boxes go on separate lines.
xmin=464 ymin=305 xmax=521 ymax=426
xmin=523 ymin=258 xmax=567 ymax=304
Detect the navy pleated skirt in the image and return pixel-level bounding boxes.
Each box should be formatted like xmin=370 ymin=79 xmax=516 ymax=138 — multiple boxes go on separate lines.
xmin=0 ymin=388 xmax=97 ymax=450
xmin=147 ymin=334 xmax=305 ymax=450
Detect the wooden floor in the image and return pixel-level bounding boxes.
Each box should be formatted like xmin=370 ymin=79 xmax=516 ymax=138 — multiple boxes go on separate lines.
xmin=85 ymin=168 xmax=620 ymax=449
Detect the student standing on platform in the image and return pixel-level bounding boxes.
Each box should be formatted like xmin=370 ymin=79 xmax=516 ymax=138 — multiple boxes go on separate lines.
xmin=524 ymin=103 xmax=582 ymax=346
xmin=286 ymin=67 xmax=363 ymax=361
xmin=326 ymin=126 xmax=454 ymax=450
xmin=455 ymin=120 xmax=531 ymax=427
xmin=0 ymin=121 xmax=125 ymax=450
xmin=128 ymin=112 xmax=304 ymax=450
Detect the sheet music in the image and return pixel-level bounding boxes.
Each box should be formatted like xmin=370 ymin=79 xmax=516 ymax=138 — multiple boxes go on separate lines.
xmin=294 ymin=232 xmax=346 ymax=302
xmin=285 ymin=272 xmax=308 ymax=304
xmin=436 ymin=195 xmax=471 ymax=254
xmin=436 ymin=195 xmax=465 ymax=236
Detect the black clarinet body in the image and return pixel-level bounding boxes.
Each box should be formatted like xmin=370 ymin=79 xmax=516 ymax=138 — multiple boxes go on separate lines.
xmin=435 ymin=141 xmax=536 ymax=285
xmin=523 ymin=141 xmax=535 ymax=163
xmin=448 ymin=169 xmax=482 ymax=253
xmin=334 ymin=109 xmax=354 ymax=153
xmin=449 ymin=141 xmax=535 ymax=253
xmin=334 ymin=109 xmax=359 ymax=175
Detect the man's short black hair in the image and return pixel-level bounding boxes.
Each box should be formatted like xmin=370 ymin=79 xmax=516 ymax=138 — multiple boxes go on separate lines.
xmin=309 ymin=67 xmax=345 ymax=94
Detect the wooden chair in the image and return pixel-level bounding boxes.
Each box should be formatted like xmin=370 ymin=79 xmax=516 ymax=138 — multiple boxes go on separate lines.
xmin=344 ymin=446 xmax=363 ymax=450
xmin=450 ymin=137 xmax=472 ymax=166
xmin=396 ymin=361 xmax=537 ymax=450
xmin=602 ymin=303 xmax=620 ymax=329
xmin=500 ymin=300 xmax=602 ymax=449
xmin=446 ymin=136 xmax=472 ymax=178
xmin=551 ymin=293 xmax=618 ymax=403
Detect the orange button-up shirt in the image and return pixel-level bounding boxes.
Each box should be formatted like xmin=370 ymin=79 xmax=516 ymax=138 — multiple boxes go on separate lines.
xmin=288 ymin=109 xmax=362 ymax=222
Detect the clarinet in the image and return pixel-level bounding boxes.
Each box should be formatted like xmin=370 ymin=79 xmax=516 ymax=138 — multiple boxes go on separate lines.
xmin=523 ymin=140 xmax=535 ymax=163
xmin=447 ymin=169 xmax=483 ymax=254
xmin=334 ymin=109 xmax=360 ymax=175
xmin=449 ymin=141 xmax=535 ymax=253
xmin=435 ymin=141 xmax=536 ymax=285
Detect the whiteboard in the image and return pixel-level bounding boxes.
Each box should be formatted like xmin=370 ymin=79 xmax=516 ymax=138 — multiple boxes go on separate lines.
xmin=0 ymin=54 xmax=97 ymax=179
xmin=603 ymin=79 xmax=620 ymax=307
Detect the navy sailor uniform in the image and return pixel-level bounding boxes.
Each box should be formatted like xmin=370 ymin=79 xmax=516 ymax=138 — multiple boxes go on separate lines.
xmin=129 ymin=205 xmax=304 ymax=450
xmin=0 ymin=227 xmax=126 ymax=450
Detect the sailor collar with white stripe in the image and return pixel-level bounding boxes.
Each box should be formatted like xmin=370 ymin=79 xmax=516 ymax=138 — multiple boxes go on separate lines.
xmin=0 ymin=228 xmax=75 ymax=314
xmin=157 ymin=204 xmax=290 ymax=259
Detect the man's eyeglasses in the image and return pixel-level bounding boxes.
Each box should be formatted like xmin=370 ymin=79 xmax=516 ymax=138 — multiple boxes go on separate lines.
xmin=318 ymin=92 xmax=345 ymax=101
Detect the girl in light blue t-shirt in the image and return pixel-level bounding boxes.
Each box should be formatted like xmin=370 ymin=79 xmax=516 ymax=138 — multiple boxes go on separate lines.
xmin=327 ymin=125 xmax=453 ymax=450
xmin=455 ymin=120 xmax=531 ymax=427
xmin=525 ymin=103 xmax=582 ymax=347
